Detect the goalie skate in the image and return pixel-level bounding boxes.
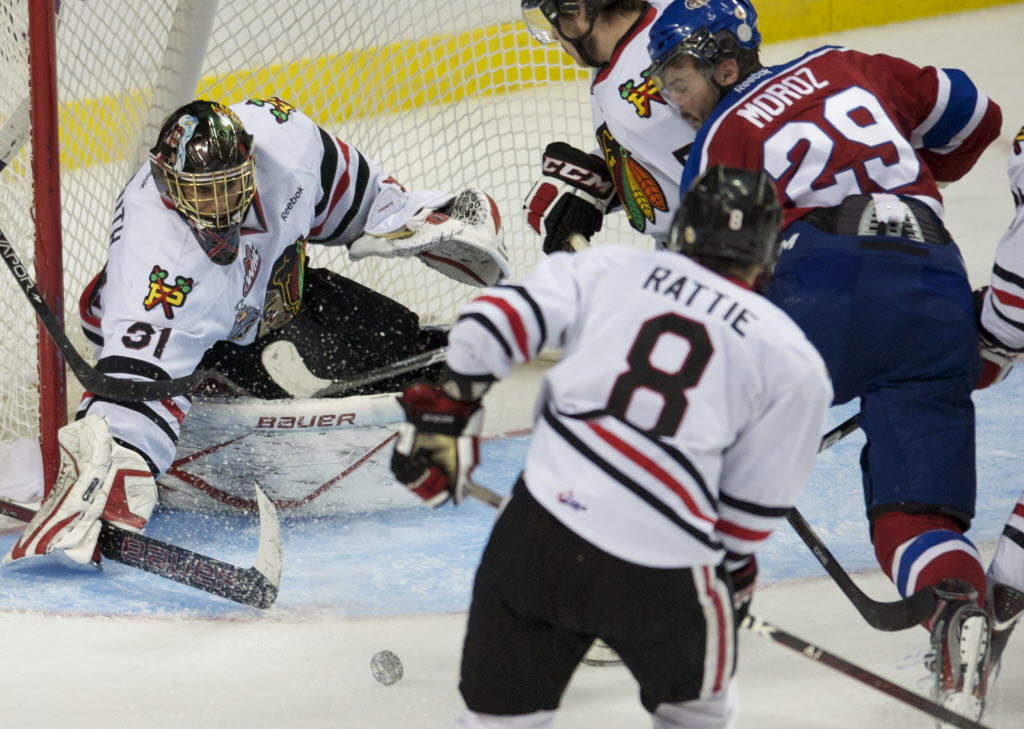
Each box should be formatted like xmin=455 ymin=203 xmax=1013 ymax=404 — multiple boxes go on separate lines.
xmin=927 ymin=579 xmax=990 ymax=723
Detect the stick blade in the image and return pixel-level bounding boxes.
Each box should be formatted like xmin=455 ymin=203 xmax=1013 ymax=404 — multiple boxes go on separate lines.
xmin=261 ymin=340 xmax=328 ymax=399
xmin=252 ymin=483 xmax=283 ymax=593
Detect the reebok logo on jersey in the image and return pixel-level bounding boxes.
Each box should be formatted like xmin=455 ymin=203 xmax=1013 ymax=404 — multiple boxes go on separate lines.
xmin=281 ymin=186 xmax=303 ymax=221
xmin=143 ymin=265 xmax=194 ymax=319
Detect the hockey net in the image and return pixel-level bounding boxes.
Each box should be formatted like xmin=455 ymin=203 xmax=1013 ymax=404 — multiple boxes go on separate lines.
xmin=0 ymin=0 xmax=648 ymax=462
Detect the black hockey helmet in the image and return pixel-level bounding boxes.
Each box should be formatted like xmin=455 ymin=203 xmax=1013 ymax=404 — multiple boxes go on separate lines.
xmin=521 ymin=0 xmax=619 ymax=66
xmin=669 ymin=165 xmax=782 ymax=268
xmin=149 ymin=100 xmax=256 ymax=265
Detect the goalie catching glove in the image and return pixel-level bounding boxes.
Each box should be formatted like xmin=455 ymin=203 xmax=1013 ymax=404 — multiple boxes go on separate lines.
xmin=391 ymin=381 xmax=485 ymax=507
xmin=349 ymin=187 xmax=509 ymax=287
xmin=3 ymin=414 xmax=157 ymax=568
xmin=523 ymin=142 xmax=616 ymax=254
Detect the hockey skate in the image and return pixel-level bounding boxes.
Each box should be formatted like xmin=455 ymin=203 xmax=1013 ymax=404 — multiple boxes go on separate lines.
xmin=987 ymin=582 xmax=1024 ymax=681
xmin=927 ymin=579 xmax=990 ymax=723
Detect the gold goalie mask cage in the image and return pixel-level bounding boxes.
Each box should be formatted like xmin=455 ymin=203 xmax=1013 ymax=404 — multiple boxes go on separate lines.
xmin=150 ymin=100 xmax=257 ymax=265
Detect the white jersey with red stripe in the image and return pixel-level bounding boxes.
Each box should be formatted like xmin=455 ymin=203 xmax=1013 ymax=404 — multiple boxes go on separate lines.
xmin=447 ymin=245 xmax=832 ymax=568
xmin=980 ymin=125 xmax=1024 ymax=352
xmin=681 ymin=46 xmax=1002 ymax=229
xmin=589 ymin=0 xmax=696 ymax=245
xmin=77 ymin=98 xmax=415 ymax=477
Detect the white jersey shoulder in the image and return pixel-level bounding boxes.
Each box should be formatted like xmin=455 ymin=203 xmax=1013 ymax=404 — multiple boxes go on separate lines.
xmin=589 ymin=0 xmax=696 ymax=244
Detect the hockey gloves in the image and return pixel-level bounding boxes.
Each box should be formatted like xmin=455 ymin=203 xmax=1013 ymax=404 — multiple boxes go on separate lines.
xmin=392 ymin=382 xmax=483 ymax=507
xmin=726 ymin=553 xmax=758 ymax=627
xmin=523 ymin=142 xmax=616 ymax=254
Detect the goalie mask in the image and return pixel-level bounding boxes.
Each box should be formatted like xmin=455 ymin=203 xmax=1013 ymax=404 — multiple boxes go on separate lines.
xmin=150 ymin=100 xmax=256 ymax=265
xmin=669 ymin=165 xmax=782 ymax=269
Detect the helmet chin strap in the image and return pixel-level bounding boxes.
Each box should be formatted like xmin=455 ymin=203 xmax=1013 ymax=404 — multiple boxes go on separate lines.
xmin=555 ymin=14 xmax=603 ymax=68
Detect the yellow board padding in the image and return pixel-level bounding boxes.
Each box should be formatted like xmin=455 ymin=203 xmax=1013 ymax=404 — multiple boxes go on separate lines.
xmin=759 ymin=0 xmax=1021 ymax=41
xmin=56 ymin=2 xmax=1021 ymax=169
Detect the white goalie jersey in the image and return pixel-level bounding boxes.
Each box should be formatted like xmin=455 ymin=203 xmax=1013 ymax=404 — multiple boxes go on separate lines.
xmin=77 ymin=98 xmax=433 ymax=477
xmin=448 ymin=246 xmax=832 ymax=568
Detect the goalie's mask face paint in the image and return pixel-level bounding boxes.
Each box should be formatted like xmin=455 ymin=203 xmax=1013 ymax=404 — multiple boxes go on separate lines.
xmin=150 ymin=100 xmax=256 ymax=266
xmin=521 ymin=0 xmax=612 ymax=67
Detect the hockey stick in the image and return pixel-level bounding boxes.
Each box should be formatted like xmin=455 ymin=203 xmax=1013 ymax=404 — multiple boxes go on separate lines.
xmin=0 ymin=228 xmax=206 ymax=400
xmin=743 ymin=614 xmax=993 ymax=729
xmin=463 ymin=483 xmax=986 ymax=725
xmin=468 ymin=413 xmax=935 ymax=631
xmin=262 ymin=339 xmax=448 ymax=399
xmin=0 ymin=484 xmax=282 ymax=609
xmin=791 ymin=414 xmax=938 ymax=632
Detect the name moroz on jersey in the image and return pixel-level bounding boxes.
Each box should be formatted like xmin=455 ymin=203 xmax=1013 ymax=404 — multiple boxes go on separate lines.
xmin=590 ymin=0 xmax=696 ymax=245
xmin=78 ymin=98 xmax=403 ymax=477
xmin=446 ymin=246 xmax=832 ymax=568
xmin=681 ymin=46 xmax=1002 ymax=228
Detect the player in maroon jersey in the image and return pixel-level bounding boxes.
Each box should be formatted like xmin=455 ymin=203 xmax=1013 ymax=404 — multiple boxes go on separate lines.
xmin=647 ymin=0 xmax=1005 ymax=718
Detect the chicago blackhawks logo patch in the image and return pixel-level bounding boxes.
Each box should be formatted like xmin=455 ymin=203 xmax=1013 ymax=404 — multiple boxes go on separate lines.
xmin=143 ymin=265 xmax=194 ymax=319
xmin=619 ymin=69 xmax=666 ymax=118
xmin=597 ymin=124 xmax=668 ymax=233
xmin=247 ymin=97 xmax=297 ymax=124
xmin=258 ymin=238 xmax=307 ymax=337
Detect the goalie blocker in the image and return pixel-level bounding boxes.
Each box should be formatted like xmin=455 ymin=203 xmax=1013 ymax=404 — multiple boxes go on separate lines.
xmin=348 ymin=187 xmax=510 ymax=287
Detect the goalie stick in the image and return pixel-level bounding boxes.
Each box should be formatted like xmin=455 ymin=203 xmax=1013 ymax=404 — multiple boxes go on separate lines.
xmin=743 ymin=614 xmax=994 ymax=729
xmin=0 ymin=228 xmax=206 ymax=400
xmin=792 ymin=414 xmax=938 ymax=632
xmin=0 ymin=484 xmax=282 ymax=609
xmin=262 ymin=339 xmax=448 ymax=399
xmin=465 ymin=481 xmax=989 ymax=727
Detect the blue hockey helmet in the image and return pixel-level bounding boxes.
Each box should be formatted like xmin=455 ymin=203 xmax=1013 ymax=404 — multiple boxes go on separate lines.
xmin=648 ymin=0 xmax=760 ymax=79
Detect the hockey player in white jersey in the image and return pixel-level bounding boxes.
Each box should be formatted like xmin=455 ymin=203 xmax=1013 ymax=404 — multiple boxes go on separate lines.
xmin=3 ymin=98 xmax=507 ymax=568
xmin=974 ymin=123 xmax=1024 ymax=677
xmin=391 ymin=166 xmax=832 ymax=728
xmin=520 ymin=0 xmax=697 ymax=251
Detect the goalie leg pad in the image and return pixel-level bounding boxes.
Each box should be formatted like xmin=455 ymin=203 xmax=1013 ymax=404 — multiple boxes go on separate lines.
xmin=3 ymin=414 xmax=114 ymax=565
xmin=3 ymin=415 xmax=158 ymax=568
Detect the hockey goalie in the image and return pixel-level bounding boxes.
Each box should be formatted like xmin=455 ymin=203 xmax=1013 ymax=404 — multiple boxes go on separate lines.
xmin=2 ymin=98 xmax=509 ymax=566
